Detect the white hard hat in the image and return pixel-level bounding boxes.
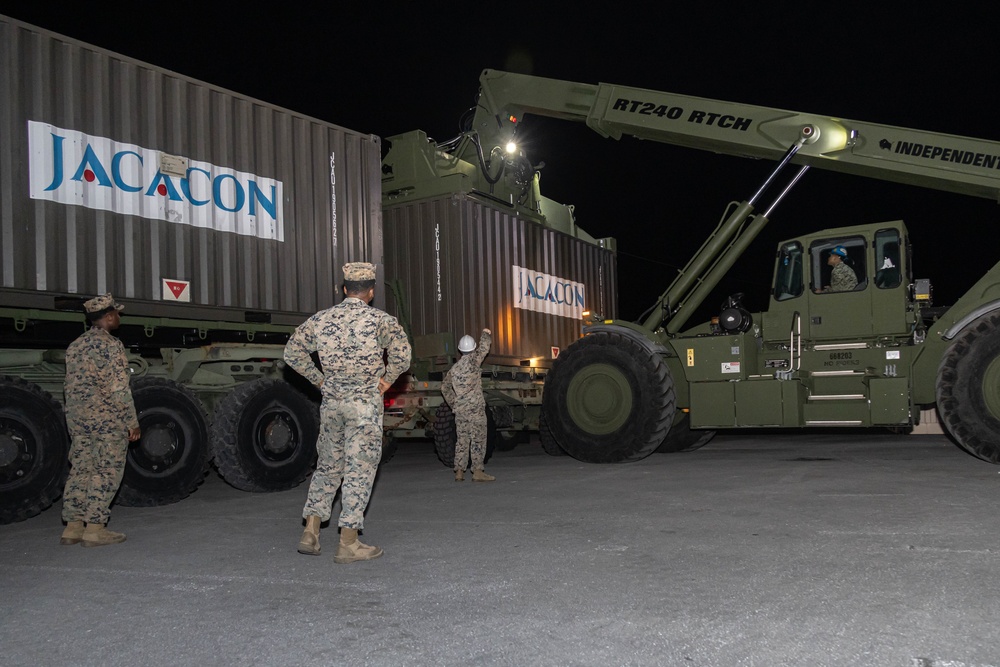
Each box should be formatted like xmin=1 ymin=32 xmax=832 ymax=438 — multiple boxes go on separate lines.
xmin=458 ymin=335 xmax=476 ymax=353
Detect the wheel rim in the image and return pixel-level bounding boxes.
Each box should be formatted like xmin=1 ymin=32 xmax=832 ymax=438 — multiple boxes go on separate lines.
xmin=131 ymin=417 xmax=184 ymax=474
xmin=566 ymin=362 xmax=632 ymax=435
xmin=0 ymin=418 xmax=36 ymax=486
xmin=982 ymin=354 xmax=1000 ymax=420
xmin=253 ymin=409 xmax=299 ymax=462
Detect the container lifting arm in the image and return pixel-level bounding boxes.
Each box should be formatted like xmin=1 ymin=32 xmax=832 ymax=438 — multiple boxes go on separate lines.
xmin=642 ymin=128 xmax=817 ymax=333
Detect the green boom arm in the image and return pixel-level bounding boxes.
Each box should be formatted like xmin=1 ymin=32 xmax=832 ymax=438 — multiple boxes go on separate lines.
xmin=467 ymin=69 xmax=1000 ymax=331
xmin=472 ymin=69 xmax=1000 ymax=202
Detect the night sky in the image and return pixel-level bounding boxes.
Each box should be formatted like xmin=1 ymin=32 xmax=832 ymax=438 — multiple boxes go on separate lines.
xmin=4 ymin=4 xmax=999 ymax=321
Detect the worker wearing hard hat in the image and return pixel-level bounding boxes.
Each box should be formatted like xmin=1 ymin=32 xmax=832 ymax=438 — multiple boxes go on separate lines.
xmin=441 ymin=328 xmax=495 ymax=482
xmin=822 ymin=245 xmax=858 ymax=292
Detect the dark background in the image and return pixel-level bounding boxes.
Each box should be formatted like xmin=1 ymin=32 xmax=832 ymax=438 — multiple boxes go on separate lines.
xmin=4 ymin=3 xmax=998 ymax=321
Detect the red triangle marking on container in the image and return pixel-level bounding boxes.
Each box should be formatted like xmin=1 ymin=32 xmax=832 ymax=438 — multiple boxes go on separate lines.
xmin=165 ymin=280 xmax=188 ymax=298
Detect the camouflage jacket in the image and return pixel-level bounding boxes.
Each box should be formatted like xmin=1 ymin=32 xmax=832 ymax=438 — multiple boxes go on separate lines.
xmin=64 ymin=326 xmax=138 ymax=435
xmin=830 ymin=261 xmax=858 ymax=292
xmin=283 ymin=297 xmax=411 ymax=395
xmin=442 ymin=330 xmax=491 ymax=411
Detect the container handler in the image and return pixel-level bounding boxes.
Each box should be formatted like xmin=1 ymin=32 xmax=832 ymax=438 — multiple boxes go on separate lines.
xmin=457 ymin=70 xmax=1000 ymax=464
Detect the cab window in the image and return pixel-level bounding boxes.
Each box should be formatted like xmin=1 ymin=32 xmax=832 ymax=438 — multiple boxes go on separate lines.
xmin=773 ymin=242 xmax=804 ymax=301
xmin=874 ymin=229 xmax=902 ymax=289
xmin=810 ymin=237 xmax=866 ymax=293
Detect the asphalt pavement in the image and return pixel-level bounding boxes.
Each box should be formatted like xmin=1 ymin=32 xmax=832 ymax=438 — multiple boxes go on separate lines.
xmin=2 ymin=433 xmax=998 ymax=667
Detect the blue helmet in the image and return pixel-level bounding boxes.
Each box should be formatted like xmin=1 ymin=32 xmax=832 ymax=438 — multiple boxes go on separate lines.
xmin=831 ymin=245 xmax=848 ymax=258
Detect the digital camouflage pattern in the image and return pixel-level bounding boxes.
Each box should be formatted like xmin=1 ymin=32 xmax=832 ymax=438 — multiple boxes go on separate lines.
xmin=62 ymin=434 xmax=128 ymax=525
xmin=304 ymin=398 xmax=382 ymax=527
xmin=830 ymin=261 xmax=858 ymax=292
xmin=342 ymin=262 xmax=376 ymax=281
xmin=83 ymin=292 xmax=124 ymax=317
xmin=284 ymin=296 xmax=410 ymax=529
xmin=442 ymin=330 xmax=491 ymax=471
xmin=61 ymin=325 xmax=138 ymax=525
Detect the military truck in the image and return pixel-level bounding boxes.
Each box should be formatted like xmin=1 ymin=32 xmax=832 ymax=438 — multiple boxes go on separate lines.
xmin=0 ymin=16 xmax=388 ymax=523
xmin=0 ymin=19 xmax=617 ymax=523
xmin=455 ymin=70 xmax=1000 ymax=464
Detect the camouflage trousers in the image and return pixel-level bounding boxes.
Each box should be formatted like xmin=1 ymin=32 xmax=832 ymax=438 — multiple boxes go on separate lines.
xmin=303 ymin=394 xmax=382 ymax=529
xmin=61 ymin=432 xmax=128 ymax=525
xmin=454 ymin=406 xmax=487 ymax=471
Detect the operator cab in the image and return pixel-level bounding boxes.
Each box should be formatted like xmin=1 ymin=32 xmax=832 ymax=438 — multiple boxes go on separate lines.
xmin=763 ymin=222 xmax=912 ymax=342
xmin=810 ymin=237 xmax=867 ymax=293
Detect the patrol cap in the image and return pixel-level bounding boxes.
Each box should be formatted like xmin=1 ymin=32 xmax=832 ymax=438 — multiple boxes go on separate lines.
xmin=831 ymin=246 xmax=848 ymax=258
xmin=343 ymin=262 xmax=376 ymax=281
xmin=84 ymin=292 xmax=125 ymax=320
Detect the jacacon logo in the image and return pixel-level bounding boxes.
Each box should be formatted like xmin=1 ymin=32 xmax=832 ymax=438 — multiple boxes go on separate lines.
xmin=28 ymin=121 xmax=285 ymax=241
xmin=512 ymin=265 xmax=586 ymax=320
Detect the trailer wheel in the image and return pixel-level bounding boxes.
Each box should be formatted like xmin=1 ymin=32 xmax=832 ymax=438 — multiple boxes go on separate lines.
xmin=380 ymin=435 xmax=398 ymax=465
xmin=936 ymin=311 xmax=1000 ymax=463
xmin=493 ymin=430 xmax=525 ymax=451
xmin=542 ymin=331 xmax=675 ymax=463
xmin=433 ymin=405 xmax=456 ymax=466
xmin=116 ymin=378 xmax=210 ymax=506
xmin=432 ymin=404 xmax=495 ymax=467
xmin=538 ymin=411 xmax=565 ymax=456
xmin=490 ymin=406 xmax=524 ymax=451
xmin=210 ymin=378 xmax=318 ymax=491
xmin=0 ymin=376 xmax=69 ymax=524
xmin=656 ymin=413 xmax=716 ymax=453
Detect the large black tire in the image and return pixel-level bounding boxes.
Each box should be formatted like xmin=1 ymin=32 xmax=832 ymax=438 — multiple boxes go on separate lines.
xmin=380 ymin=435 xmax=398 ymax=465
xmin=490 ymin=406 xmax=525 ymax=451
xmin=936 ymin=312 xmax=1000 ymax=463
xmin=117 ymin=377 xmax=210 ymax=506
xmin=542 ymin=331 xmax=675 ymax=463
xmin=656 ymin=413 xmax=716 ymax=453
xmin=0 ymin=376 xmax=70 ymax=524
xmin=209 ymin=378 xmax=319 ymax=491
xmin=432 ymin=404 xmax=495 ymax=467
xmin=538 ymin=410 xmax=565 ymax=456
xmin=433 ymin=404 xmax=457 ymax=466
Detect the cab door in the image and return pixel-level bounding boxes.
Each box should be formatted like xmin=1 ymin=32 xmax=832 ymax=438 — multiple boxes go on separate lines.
xmin=804 ymin=235 xmax=872 ymax=341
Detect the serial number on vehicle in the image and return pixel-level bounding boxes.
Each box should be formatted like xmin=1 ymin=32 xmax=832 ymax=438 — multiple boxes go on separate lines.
xmin=824 ymin=351 xmax=860 ymax=367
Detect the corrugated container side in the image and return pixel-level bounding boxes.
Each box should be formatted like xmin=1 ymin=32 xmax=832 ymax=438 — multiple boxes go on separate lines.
xmin=383 ymin=194 xmax=618 ymax=367
xmin=0 ymin=17 xmax=383 ymax=323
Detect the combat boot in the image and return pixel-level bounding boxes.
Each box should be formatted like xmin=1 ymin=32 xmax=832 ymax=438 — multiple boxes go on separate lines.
xmin=472 ymin=469 xmax=495 ymax=482
xmin=472 ymin=468 xmax=496 ymax=482
xmin=298 ymin=515 xmax=321 ymax=556
xmin=81 ymin=523 xmax=126 ymax=547
xmin=334 ymin=527 xmax=383 ymax=564
xmin=454 ymin=468 xmax=465 ymax=482
xmin=60 ymin=520 xmax=85 ymax=545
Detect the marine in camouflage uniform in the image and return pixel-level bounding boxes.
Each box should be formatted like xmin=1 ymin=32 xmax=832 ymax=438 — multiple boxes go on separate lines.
xmin=60 ymin=293 xmax=141 ymax=547
xmin=824 ymin=246 xmax=858 ymax=292
xmin=829 ymin=259 xmax=858 ymax=292
xmin=441 ymin=329 xmax=495 ymax=482
xmin=285 ymin=262 xmax=411 ymax=562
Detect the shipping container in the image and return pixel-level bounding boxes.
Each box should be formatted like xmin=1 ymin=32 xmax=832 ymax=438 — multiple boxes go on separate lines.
xmin=379 ymin=192 xmax=618 ymax=464
xmin=0 ymin=16 xmax=383 ymax=321
xmin=383 ymin=193 xmax=617 ymax=367
xmin=0 ymin=15 xmax=381 ymax=524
